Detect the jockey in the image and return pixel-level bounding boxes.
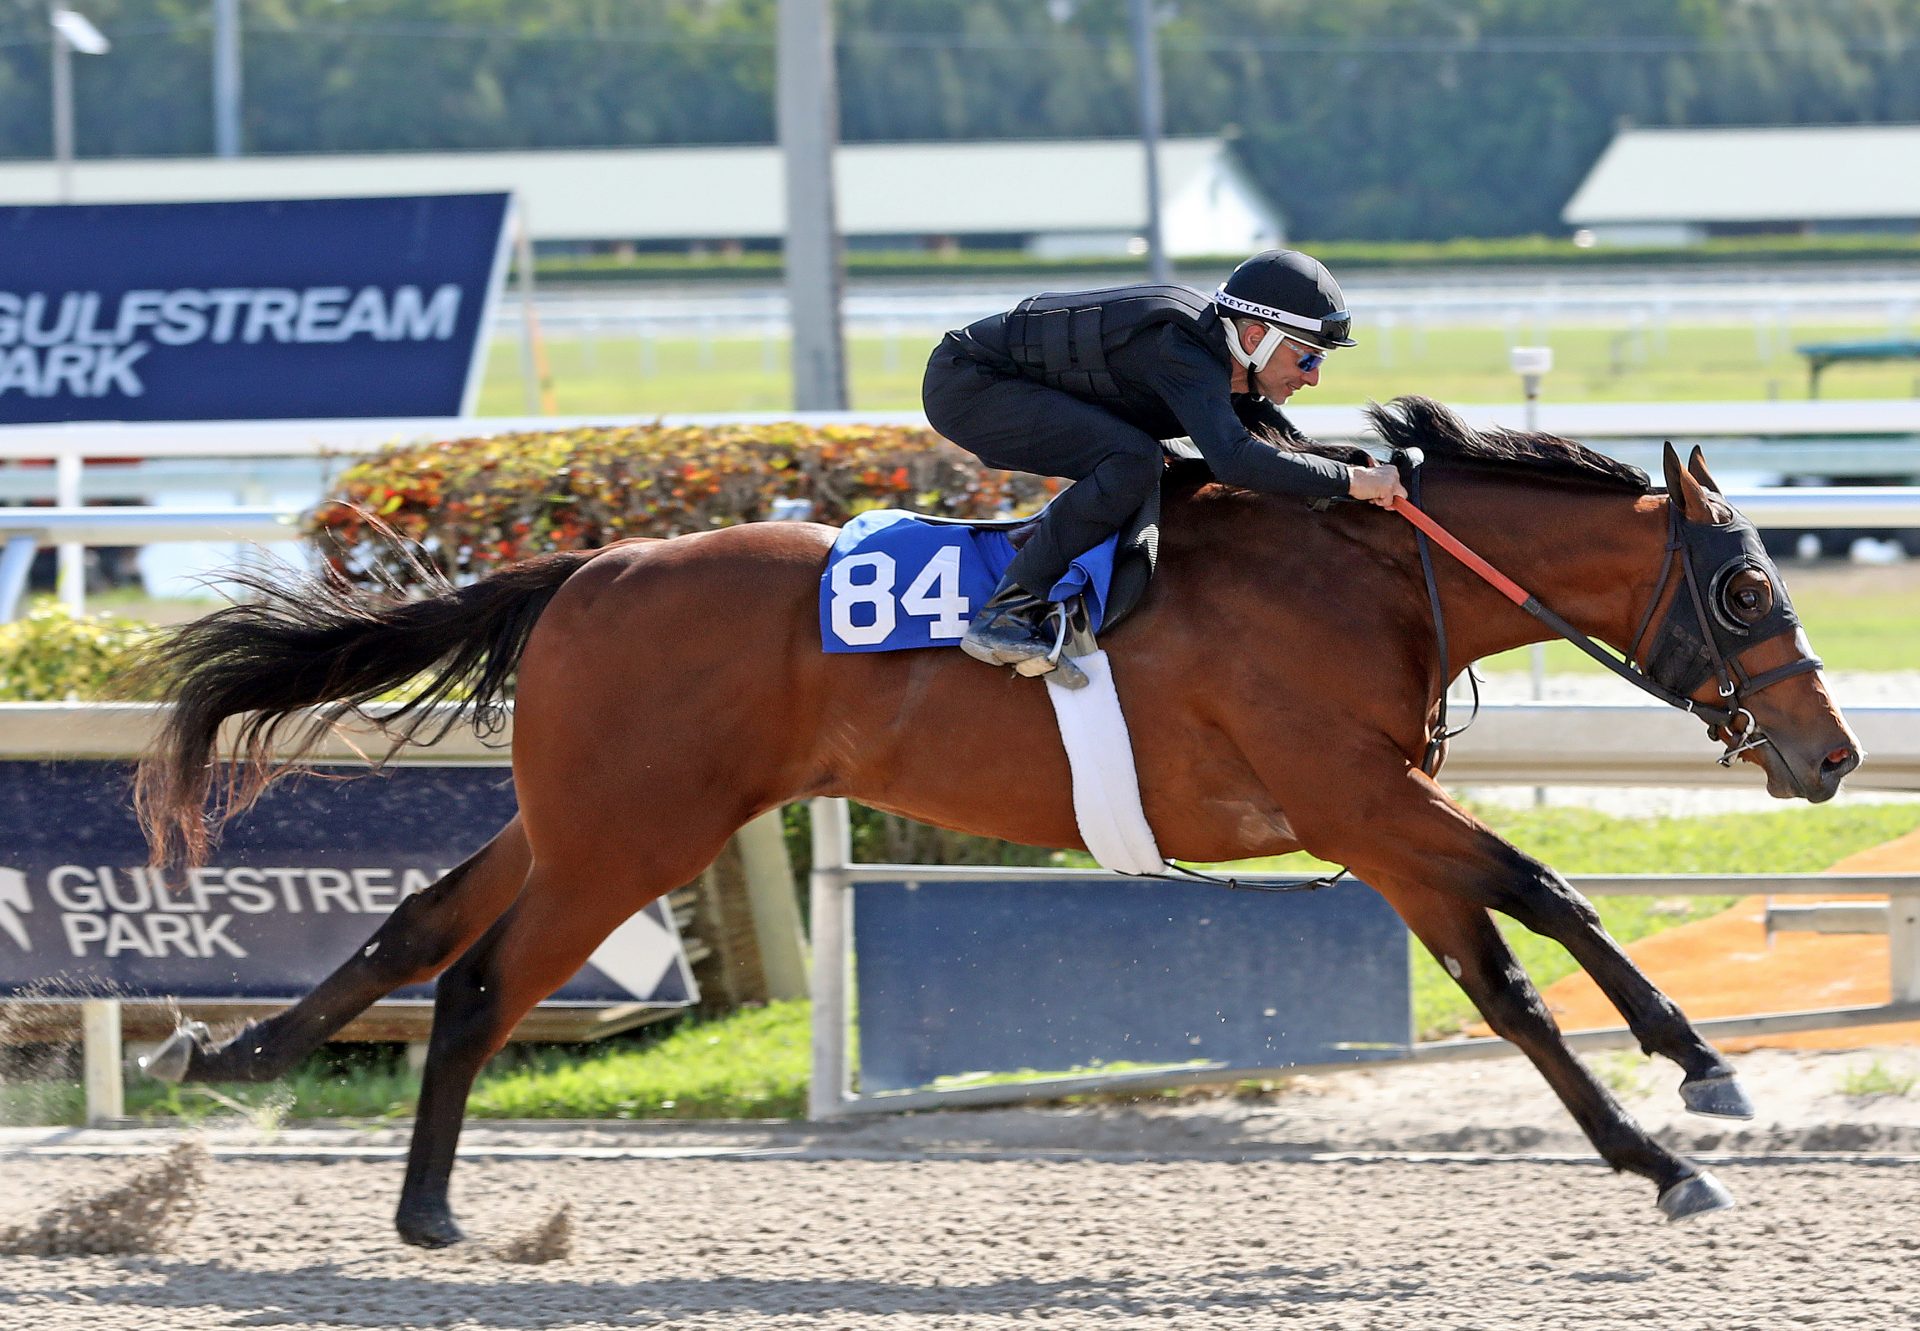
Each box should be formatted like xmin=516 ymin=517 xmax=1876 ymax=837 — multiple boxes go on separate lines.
xmin=922 ymin=247 xmax=1409 ymax=687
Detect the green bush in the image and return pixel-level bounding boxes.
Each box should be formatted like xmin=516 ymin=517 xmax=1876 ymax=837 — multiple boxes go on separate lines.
xmin=0 ymin=601 xmax=160 ymax=702
xmin=310 ymin=420 xmax=1055 ymax=590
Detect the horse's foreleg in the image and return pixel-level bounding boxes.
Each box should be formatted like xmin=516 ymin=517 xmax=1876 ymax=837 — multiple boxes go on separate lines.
xmin=1372 ymin=880 xmax=1731 ymax=1219
xmin=143 ymin=818 xmax=532 ymax=1086
xmin=1316 ymin=763 xmax=1748 ymax=1118
xmin=395 ymin=859 xmax=669 ymax=1248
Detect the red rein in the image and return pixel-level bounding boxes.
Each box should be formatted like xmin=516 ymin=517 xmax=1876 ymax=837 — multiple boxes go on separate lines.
xmin=1389 ymin=496 xmax=1531 ymax=608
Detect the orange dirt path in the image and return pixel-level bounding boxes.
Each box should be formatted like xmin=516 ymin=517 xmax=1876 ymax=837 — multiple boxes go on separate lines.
xmin=1497 ymin=826 xmax=1920 ymax=1050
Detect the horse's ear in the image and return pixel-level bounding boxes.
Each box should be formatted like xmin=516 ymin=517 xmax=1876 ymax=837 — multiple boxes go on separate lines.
xmin=1662 ymin=442 xmax=1717 ymax=523
xmin=1686 ymin=446 xmax=1725 ymax=495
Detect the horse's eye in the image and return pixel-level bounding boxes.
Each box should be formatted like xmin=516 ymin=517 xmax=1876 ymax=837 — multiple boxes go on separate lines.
xmin=1722 ymin=569 xmax=1773 ymax=624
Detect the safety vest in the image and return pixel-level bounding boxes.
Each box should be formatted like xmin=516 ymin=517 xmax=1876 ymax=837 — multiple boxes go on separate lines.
xmin=1003 ymin=284 xmax=1228 ymax=401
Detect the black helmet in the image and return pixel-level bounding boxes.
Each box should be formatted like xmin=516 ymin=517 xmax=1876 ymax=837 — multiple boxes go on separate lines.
xmin=1213 ymin=249 xmax=1355 ymax=352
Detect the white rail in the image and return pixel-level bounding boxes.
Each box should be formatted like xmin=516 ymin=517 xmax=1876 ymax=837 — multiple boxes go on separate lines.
xmin=5 ymin=700 xmax=1916 ymax=791
xmin=6 ymin=400 xmax=1920 ymax=461
xmin=9 ymin=697 xmax=1920 ymax=782
xmin=6 ymin=480 xmax=1920 ymax=623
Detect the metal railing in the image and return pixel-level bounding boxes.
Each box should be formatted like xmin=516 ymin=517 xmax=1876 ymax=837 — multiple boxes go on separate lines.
xmin=805 ymin=798 xmax=1920 ymax=1118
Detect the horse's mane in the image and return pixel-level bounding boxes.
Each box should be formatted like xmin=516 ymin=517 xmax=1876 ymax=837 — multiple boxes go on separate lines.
xmin=1254 ymin=394 xmax=1650 ymax=494
xmin=1351 ymin=395 xmax=1652 ymax=493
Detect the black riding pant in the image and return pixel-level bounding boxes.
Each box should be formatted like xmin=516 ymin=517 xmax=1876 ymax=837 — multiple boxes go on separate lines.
xmin=923 ymin=336 xmax=1163 ymax=596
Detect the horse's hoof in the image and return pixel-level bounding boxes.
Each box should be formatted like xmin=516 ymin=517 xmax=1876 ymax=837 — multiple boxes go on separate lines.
xmin=138 ymin=1021 xmax=211 ymax=1083
xmin=1658 ymin=1170 xmax=1736 ymax=1222
xmin=397 ymin=1206 xmax=466 ymax=1249
xmin=1680 ymin=1072 xmax=1755 ymax=1120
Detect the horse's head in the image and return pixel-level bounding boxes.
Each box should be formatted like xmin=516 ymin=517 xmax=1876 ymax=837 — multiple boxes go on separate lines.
xmin=1650 ymin=445 xmax=1863 ymax=802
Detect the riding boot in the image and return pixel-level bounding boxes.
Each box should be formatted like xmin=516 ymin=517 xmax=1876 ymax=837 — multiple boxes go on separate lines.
xmin=961 ymin=577 xmax=1089 ymax=689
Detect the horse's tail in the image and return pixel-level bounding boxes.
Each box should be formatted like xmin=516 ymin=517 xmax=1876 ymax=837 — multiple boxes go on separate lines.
xmin=134 ymin=549 xmax=597 ymax=867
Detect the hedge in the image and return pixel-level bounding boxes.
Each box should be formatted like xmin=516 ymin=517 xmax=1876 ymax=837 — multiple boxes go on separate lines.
xmin=309 ymin=420 xmax=1055 ymax=589
xmin=0 ymin=601 xmax=160 ymax=702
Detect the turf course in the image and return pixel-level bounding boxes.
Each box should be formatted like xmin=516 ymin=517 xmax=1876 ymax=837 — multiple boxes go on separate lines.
xmin=478 ymin=319 xmax=1920 ymax=417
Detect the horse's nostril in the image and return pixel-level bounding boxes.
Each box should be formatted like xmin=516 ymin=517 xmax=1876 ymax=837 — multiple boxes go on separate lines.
xmin=1822 ymin=746 xmax=1855 ymax=771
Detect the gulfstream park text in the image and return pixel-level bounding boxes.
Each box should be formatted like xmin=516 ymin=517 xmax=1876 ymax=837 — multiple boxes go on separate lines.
xmin=0 ymin=285 xmax=462 ymax=398
xmin=31 ymin=864 xmax=449 ymax=959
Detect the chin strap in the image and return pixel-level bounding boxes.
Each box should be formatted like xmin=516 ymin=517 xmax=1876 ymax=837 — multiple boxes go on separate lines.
xmin=1224 ymin=317 xmax=1285 ymax=373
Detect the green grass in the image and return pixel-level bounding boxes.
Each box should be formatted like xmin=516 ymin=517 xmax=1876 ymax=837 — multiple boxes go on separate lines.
xmin=476 ymin=319 xmax=1920 ymax=417
xmin=467 ymin=1000 xmax=808 ymax=1120
xmin=0 ymin=1002 xmax=812 ymax=1128
xmin=1835 ymin=1057 xmax=1918 ymax=1098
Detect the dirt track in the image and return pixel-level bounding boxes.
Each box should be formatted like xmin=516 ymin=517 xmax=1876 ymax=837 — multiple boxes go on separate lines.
xmin=1 ymin=1147 xmax=1914 ymax=1330
xmin=5 ymin=1046 xmax=1920 ymax=1331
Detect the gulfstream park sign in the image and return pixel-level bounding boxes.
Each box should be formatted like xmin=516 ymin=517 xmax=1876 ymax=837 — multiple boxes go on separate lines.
xmin=0 ymin=764 xmax=695 ymax=1008
xmin=0 ymin=193 xmax=509 ymax=423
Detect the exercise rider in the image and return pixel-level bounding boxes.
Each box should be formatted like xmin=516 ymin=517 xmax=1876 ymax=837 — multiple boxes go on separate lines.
xmin=922 ymin=249 xmax=1407 ymax=687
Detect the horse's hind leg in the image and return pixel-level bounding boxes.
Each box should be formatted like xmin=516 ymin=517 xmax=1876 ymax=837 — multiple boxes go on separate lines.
xmin=1373 ymin=880 xmax=1731 ymax=1220
xmin=394 ymin=856 xmax=691 ymax=1248
xmin=143 ymin=818 xmax=532 ymax=1085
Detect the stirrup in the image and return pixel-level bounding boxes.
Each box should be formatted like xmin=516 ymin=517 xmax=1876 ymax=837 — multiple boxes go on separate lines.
xmin=1012 ymin=602 xmax=1088 ymax=689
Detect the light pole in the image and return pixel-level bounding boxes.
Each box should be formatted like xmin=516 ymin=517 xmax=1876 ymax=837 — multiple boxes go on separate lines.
xmin=1126 ymin=0 xmax=1170 ymax=283
xmin=776 ymin=0 xmax=848 ymax=411
xmin=48 ymin=5 xmax=109 ymax=203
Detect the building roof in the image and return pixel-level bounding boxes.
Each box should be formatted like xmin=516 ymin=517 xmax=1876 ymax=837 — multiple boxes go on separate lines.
xmin=0 ymin=138 xmax=1263 ymax=242
xmin=1564 ymin=124 xmax=1920 ymax=225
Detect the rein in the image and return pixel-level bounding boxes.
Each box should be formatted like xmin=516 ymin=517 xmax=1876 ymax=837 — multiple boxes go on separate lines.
xmin=1386 ymin=469 xmax=1819 ymax=768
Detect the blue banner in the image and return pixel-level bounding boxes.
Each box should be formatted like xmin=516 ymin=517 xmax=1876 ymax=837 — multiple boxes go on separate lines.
xmin=0 ymin=762 xmax=695 ymax=1008
xmin=852 ymin=876 xmax=1409 ymax=1092
xmin=0 ymin=193 xmax=509 ymax=423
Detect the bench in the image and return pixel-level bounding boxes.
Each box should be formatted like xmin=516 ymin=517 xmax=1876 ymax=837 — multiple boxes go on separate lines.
xmin=1796 ymin=337 xmax=1920 ymax=398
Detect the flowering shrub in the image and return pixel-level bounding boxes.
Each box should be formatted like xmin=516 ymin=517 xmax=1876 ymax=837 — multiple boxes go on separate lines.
xmin=309 ymin=421 xmax=1056 ymax=589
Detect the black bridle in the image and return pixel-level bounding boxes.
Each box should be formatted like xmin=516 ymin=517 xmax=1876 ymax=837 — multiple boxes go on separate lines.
xmin=1395 ymin=450 xmax=1823 ymax=774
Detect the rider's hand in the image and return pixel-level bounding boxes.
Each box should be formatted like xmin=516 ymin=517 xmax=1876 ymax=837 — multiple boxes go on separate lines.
xmin=1347 ymin=463 xmax=1409 ymax=509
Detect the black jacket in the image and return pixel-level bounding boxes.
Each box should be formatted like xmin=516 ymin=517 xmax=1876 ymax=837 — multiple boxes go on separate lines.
xmin=952 ymin=284 xmax=1351 ymax=499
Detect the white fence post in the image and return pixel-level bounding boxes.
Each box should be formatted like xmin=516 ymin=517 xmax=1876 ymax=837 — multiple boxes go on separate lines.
xmin=81 ymin=999 xmax=123 ymax=1124
xmin=807 ymin=796 xmax=852 ymax=1120
xmin=56 ymin=449 xmax=84 ymax=613
xmin=1891 ymin=898 xmax=1920 ymax=1005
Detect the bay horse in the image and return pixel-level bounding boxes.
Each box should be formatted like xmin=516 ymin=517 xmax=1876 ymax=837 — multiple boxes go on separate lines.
xmin=134 ymin=396 xmax=1861 ymax=1246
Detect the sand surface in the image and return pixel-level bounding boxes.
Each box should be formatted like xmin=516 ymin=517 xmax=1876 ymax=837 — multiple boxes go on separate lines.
xmin=5 ymin=1044 xmax=1920 ymax=1330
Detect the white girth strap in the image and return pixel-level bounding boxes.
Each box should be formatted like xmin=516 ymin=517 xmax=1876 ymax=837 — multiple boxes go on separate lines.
xmin=1042 ymin=649 xmax=1168 ymax=876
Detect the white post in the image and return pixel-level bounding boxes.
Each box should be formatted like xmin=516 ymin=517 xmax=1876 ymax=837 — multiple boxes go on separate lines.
xmin=738 ymin=807 xmax=810 ymax=1001
xmin=1511 ymin=346 xmax=1554 ymax=808
xmin=81 ymin=999 xmax=123 ymax=1124
xmin=0 ymin=537 xmax=37 ymax=622
xmin=1891 ymin=896 xmax=1920 ymax=1006
xmin=211 ymin=0 xmax=242 ymax=158
xmin=807 ymin=796 xmax=852 ymax=1119
xmin=57 ymin=447 xmax=84 ymax=613
xmin=50 ymin=3 xmax=73 ymax=203
xmin=513 ymin=208 xmax=549 ymax=415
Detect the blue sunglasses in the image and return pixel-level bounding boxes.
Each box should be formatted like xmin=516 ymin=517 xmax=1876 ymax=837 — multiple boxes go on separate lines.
xmin=1289 ymin=341 xmax=1330 ymax=372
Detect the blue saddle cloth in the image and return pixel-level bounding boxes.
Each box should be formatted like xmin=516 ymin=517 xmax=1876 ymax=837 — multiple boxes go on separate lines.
xmin=819 ymin=509 xmax=1117 ymax=654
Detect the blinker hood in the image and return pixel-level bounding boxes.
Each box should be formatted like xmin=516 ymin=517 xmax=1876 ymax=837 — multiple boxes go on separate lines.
xmin=1640 ymin=506 xmax=1807 ymax=700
